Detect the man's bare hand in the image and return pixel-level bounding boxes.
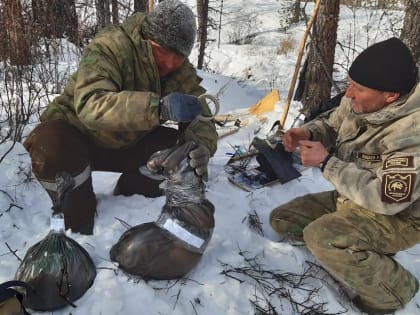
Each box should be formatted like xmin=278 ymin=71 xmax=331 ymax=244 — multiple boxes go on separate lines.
xmin=282 ymin=128 xmax=311 ymax=152
xmin=299 ymin=140 xmax=329 ymax=167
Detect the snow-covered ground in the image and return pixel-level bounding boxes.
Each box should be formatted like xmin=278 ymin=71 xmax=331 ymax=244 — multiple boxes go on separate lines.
xmin=1 ymin=1 xmax=419 ymax=314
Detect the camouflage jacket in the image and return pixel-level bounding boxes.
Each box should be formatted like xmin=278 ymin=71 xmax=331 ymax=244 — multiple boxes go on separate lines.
xmin=41 ymin=13 xmax=217 ymax=154
xmin=305 ymin=81 xmax=420 ymax=216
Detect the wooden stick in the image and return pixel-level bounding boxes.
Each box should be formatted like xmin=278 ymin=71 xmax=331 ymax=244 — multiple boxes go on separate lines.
xmin=280 ymin=0 xmax=322 ymax=128
xmin=217 ymin=127 xmax=240 ymax=139
xmin=149 ymin=0 xmax=154 ymax=12
xmin=227 ymin=150 xmax=258 ymax=161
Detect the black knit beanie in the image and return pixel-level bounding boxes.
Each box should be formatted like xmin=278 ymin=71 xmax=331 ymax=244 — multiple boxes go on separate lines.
xmin=348 ymin=37 xmax=418 ymax=95
xmin=143 ymin=0 xmax=196 ymax=57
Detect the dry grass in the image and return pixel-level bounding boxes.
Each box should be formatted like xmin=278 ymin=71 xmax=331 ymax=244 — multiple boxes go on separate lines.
xmin=277 ymin=35 xmax=296 ymax=56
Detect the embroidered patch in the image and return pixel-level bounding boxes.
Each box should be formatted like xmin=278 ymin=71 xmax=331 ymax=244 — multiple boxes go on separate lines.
xmin=356 ymin=152 xmax=382 ymax=162
xmin=382 ymin=173 xmax=416 ymax=203
xmin=383 ymin=156 xmax=414 ymax=170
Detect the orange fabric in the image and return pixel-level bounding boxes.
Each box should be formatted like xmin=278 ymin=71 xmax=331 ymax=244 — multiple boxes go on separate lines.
xmin=249 ymin=89 xmax=280 ymax=115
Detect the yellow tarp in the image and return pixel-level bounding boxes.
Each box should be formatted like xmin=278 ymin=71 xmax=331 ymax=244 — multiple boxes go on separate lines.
xmin=248 ymin=89 xmax=280 ymax=115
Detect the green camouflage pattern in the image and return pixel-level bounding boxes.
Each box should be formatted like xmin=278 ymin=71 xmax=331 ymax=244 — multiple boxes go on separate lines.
xmin=41 ymin=13 xmax=217 ymax=153
xmin=270 ymin=81 xmax=420 ymax=312
xmin=305 ymin=82 xmax=420 ymax=217
xmin=270 ymin=191 xmax=420 ymax=312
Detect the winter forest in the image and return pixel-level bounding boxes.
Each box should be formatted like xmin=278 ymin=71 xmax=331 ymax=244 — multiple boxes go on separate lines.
xmin=1 ymin=0 xmax=420 ymax=315
xmin=0 ymin=0 xmax=419 ymax=162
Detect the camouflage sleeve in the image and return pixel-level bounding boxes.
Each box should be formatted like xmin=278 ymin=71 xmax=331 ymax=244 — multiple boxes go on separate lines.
xmin=322 ymin=104 xmax=420 ymax=215
xmin=73 ymin=37 xmax=160 ymax=132
xmin=182 ymin=88 xmax=218 ymax=156
xmin=304 ymin=91 xmax=420 ymax=215
xmin=303 ymin=97 xmax=351 ymax=150
xmin=182 ymin=119 xmax=218 ymax=156
xmin=324 ymin=151 xmax=420 ymax=216
xmin=165 ymin=62 xmax=218 ymax=155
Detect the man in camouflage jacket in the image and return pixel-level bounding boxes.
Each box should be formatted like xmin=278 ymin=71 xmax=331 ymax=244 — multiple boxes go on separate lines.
xmin=270 ymin=38 xmax=419 ymax=314
xmin=24 ymin=0 xmax=217 ymax=235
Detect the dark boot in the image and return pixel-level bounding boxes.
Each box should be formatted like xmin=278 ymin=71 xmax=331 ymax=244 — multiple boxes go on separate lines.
xmin=113 ymin=171 xmax=164 ymax=198
xmin=49 ymin=171 xmax=97 ymax=235
xmin=107 ymin=126 xmax=179 ymax=198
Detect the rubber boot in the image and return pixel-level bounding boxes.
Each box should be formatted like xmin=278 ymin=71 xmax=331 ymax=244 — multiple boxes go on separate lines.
xmin=113 ymin=171 xmax=164 ymax=198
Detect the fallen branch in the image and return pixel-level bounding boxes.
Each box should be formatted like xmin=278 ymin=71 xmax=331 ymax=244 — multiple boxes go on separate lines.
xmin=219 ymin=249 xmax=348 ymax=315
xmin=242 ymin=209 xmax=264 ymax=237
xmin=0 ymin=189 xmax=23 ymax=218
xmin=114 ymin=217 xmax=132 ymax=229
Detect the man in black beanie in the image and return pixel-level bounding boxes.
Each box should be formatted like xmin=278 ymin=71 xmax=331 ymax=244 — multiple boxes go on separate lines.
xmin=23 ymin=0 xmax=217 ymax=235
xmin=270 ymin=37 xmax=419 ymax=314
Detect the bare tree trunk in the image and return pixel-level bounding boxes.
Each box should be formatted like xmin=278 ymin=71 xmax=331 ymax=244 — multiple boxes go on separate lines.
xmin=400 ymin=0 xmax=420 ymax=66
xmin=134 ymin=0 xmax=149 ymax=12
xmin=0 ymin=0 xmax=31 ymax=64
xmin=32 ymin=0 xmax=79 ymax=45
xmin=376 ymin=0 xmax=386 ymax=9
xmin=112 ymin=0 xmax=119 ymax=24
xmin=218 ymin=0 xmax=224 ymax=49
xmin=66 ymin=1 xmax=79 ymax=45
xmin=291 ymin=0 xmax=301 ymax=23
xmin=300 ymin=0 xmax=340 ymax=116
xmin=96 ymin=0 xmax=111 ymax=30
xmin=197 ymin=0 xmax=209 ymax=69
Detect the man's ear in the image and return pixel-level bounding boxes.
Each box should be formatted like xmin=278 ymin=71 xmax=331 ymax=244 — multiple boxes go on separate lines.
xmin=384 ymin=92 xmax=400 ymax=103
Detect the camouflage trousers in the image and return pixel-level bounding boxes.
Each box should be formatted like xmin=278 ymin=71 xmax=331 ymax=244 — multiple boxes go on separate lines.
xmin=270 ymin=191 xmax=420 ymax=314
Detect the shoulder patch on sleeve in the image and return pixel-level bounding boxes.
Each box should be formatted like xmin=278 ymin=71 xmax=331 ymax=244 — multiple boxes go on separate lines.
xmin=381 ymin=172 xmax=416 ymax=203
xmin=356 ymin=152 xmax=382 ymax=162
xmin=383 ymin=156 xmax=414 ymax=170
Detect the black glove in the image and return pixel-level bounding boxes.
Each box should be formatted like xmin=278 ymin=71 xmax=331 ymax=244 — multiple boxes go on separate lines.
xmin=160 ymin=92 xmax=202 ymax=122
xmin=188 ymin=144 xmax=210 ymax=181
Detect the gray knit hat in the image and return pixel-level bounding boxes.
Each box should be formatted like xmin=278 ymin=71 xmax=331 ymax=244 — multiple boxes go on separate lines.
xmin=143 ymin=0 xmax=197 ymax=57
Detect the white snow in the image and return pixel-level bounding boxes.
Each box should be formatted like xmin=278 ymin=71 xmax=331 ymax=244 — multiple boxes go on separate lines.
xmin=1 ymin=1 xmax=419 ymax=314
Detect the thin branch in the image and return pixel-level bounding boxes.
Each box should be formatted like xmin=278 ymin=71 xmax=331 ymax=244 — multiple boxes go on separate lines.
xmin=114 ymin=217 xmax=132 ymax=229
xmin=219 ymin=249 xmax=348 ymax=315
xmin=5 ymin=242 xmax=22 ymax=262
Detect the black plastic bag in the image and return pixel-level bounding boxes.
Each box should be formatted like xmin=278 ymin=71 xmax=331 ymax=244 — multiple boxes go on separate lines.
xmin=14 ymin=228 xmax=96 ymax=311
xmin=110 ymin=199 xmax=214 ymax=280
xmin=110 ymin=142 xmax=215 ymax=280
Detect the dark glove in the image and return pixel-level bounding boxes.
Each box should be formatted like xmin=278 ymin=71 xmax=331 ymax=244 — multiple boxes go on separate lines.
xmin=160 ymin=92 xmax=202 ymax=122
xmin=188 ymin=144 xmax=210 ymax=181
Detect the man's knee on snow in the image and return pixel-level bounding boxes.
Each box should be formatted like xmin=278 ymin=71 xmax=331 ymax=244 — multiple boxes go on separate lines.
xmin=302 ymin=213 xmax=362 ymax=256
xmin=269 ymin=206 xmax=305 ymax=241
